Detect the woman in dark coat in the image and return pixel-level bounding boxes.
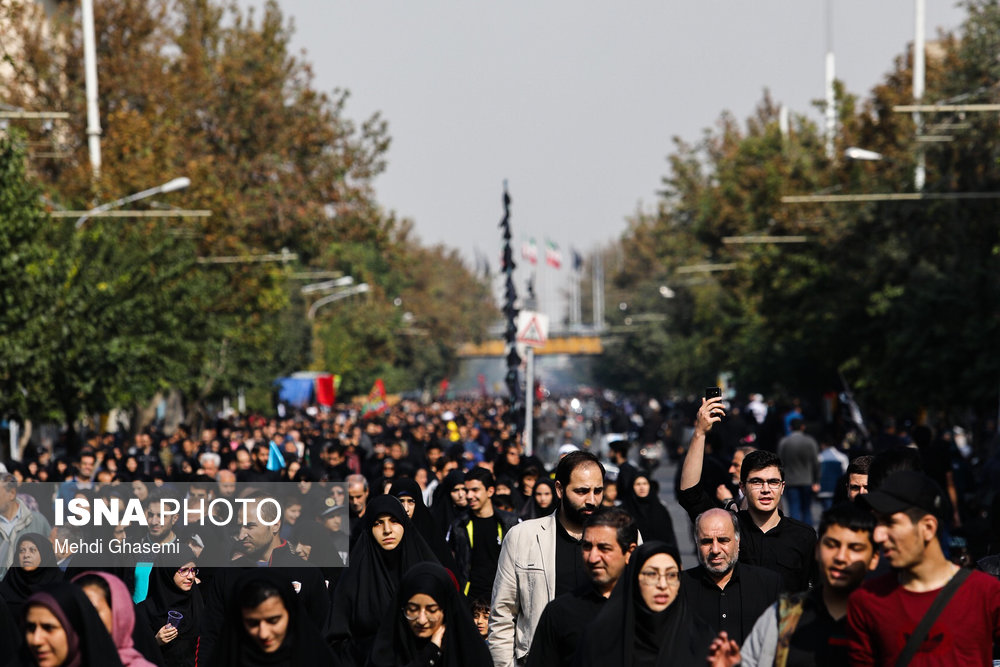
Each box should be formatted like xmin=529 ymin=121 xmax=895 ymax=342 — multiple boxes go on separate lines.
xmin=429 ymin=470 xmax=467 ymax=536
xmin=20 ymin=582 xmax=124 ymax=667
xmin=326 ymin=495 xmax=438 ymax=666
xmin=620 ymin=472 xmax=677 ymax=546
xmin=209 ymin=570 xmax=335 ymax=667
xmin=390 ymin=477 xmax=459 ymax=575
xmin=0 ymin=532 xmax=63 ymax=620
xmin=575 ymin=541 xmax=715 ymax=667
xmin=135 ymin=546 xmax=203 ymax=667
xmin=72 ymin=570 xmax=161 ymax=667
xmin=519 ymin=478 xmax=558 ymax=520
xmin=369 ymin=562 xmax=491 ymax=667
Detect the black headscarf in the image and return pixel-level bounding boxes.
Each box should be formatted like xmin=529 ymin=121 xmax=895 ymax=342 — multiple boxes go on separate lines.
xmin=620 ymin=473 xmax=677 ymax=546
xmin=326 ymin=495 xmax=438 ymax=665
xmin=209 ymin=570 xmax=335 ymax=667
xmin=519 ymin=478 xmax=558 ymax=520
xmin=369 ymin=562 xmax=491 ymax=667
xmin=0 ymin=532 xmax=63 ymax=619
xmin=390 ymin=478 xmax=460 ymax=575
xmin=430 ymin=470 xmax=466 ymax=535
xmin=20 ymin=582 xmax=125 ymax=667
xmin=135 ymin=544 xmax=203 ymax=667
xmin=292 ymin=519 xmax=344 ymax=581
xmin=575 ymin=541 xmax=713 ymax=667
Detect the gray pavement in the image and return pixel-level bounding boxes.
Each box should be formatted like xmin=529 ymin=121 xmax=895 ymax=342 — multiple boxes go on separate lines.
xmin=651 ymin=452 xmax=697 ymax=563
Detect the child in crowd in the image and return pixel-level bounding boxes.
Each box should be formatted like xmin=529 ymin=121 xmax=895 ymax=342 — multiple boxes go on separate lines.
xmin=471 ymin=598 xmax=490 ymax=639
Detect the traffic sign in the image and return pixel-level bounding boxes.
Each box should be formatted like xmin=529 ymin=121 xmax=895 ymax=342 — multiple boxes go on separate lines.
xmin=516 ymin=311 xmax=549 ymax=347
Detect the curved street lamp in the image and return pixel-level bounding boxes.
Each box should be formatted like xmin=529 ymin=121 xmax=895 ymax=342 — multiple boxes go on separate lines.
xmin=307 ymin=283 xmax=370 ymax=320
xmin=76 ymin=177 xmax=191 ymax=229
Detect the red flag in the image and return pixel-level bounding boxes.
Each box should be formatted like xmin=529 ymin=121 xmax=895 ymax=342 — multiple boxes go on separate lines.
xmin=315 ymin=375 xmax=336 ymax=407
xmin=362 ymin=379 xmax=388 ymax=418
xmin=438 ymin=378 xmax=450 ymax=399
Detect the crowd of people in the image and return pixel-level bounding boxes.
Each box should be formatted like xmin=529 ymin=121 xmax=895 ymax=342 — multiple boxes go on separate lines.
xmin=0 ymin=393 xmax=997 ymax=665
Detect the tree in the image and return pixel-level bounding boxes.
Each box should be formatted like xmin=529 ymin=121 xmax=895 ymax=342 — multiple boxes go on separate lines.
xmin=0 ymin=132 xmax=60 ymax=422
xmin=599 ymin=2 xmax=1000 ymax=421
xmin=0 ymin=132 xmax=214 ymax=447
xmin=1 ymin=0 xmax=496 ymax=429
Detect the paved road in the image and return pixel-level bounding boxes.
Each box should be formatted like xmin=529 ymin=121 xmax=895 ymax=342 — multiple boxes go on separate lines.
xmin=651 ymin=451 xmax=697 ymax=563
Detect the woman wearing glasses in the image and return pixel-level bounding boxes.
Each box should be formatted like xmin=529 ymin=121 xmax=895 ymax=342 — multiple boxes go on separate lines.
xmin=576 ymin=541 xmax=715 ymax=667
xmin=369 ymin=562 xmax=491 ymax=667
xmin=135 ymin=546 xmax=203 ymax=667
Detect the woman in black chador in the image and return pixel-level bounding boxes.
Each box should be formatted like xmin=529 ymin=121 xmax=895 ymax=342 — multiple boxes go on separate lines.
xmin=389 ymin=477 xmax=459 ymax=574
xmin=0 ymin=532 xmax=63 ymax=621
xmin=620 ymin=472 xmax=677 ymax=546
xmin=575 ymin=541 xmax=715 ymax=667
xmin=369 ymin=561 xmax=491 ymax=667
xmin=135 ymin=545 xmax=203 ymax=667
xmin=209 ymin=570 xmax=335 ymax=667
xmin=326 ymin=495 xmax=438 ymax=666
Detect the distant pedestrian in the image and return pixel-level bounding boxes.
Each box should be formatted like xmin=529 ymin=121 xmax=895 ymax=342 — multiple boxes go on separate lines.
xmin=777 ymin=419 xmax=820 ymax=525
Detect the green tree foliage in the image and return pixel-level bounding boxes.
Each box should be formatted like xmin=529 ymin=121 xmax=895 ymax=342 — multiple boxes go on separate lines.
xmin=0 ymin=0 xmax=494 ymax=427
xmin=599 ymin=3 xmax=1000 ymax=417
xmin=0 ymin=133 xmax=211 ymax=435
xmin=0 ymin=133 xmax=59 ymax=421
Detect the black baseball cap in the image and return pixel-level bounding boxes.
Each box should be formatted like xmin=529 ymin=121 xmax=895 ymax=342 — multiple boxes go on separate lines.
xmin=860 ymin=470 xmax=948 ymax=520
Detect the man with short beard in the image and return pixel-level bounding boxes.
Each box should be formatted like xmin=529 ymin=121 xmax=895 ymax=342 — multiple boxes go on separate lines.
xmin=681 ymin=508 xmax=781 ymax=645
xmin=489 ymin=451 xmax=606 ymax=667
xmin=526 ymin=507 xmax=637 ymax=667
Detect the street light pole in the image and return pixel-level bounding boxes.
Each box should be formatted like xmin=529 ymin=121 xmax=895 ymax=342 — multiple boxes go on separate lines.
xmin=824 ymin=0 xmax=836 ymax=159
xmin=76 ymin=177 xmax=191 ymax=228
xmin=81 ymin=0 xmax=102 ymax=177
xmin=914 ymin=0 xmax=926 ymax=190
xmin=307 ymin=283 xmax=370 ymax=320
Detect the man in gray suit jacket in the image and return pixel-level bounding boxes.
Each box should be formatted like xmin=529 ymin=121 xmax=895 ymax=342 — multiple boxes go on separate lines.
xmin=489 ymin=451 xmax=605 ymax=667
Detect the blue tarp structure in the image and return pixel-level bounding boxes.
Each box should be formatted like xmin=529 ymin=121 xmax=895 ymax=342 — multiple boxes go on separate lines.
xmin=275 ymin=377 xmax=315 ymax=408
xmin=275 ymin=371 xmax=336 ymax=408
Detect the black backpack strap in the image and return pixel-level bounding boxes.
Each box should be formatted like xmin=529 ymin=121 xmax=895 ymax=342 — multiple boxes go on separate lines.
xmin=894 ymin=567 xmax=972 ymax=667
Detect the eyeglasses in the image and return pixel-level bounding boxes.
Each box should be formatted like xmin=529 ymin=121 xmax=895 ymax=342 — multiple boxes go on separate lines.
xmin=745 ymin=478 xmax=784 ymax=490
xmin=637 ymin=570 xmax=680 ymax=586
xmin=402 ymin=604 xmax=442 ymax=621
xmin=176 ymin=567 xmax=199 ymax=577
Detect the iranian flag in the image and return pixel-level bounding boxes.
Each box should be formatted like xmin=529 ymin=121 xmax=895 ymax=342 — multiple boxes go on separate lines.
xmin=545 ymin=239 xmax=562 ymax=269
xmin=521 ymin=238 xmax=538 ymax=265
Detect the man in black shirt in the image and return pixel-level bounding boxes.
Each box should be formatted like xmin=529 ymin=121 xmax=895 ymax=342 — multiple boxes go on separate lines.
xmin=608 ymin=439 xmax=638 ymax=502
xmin=681 ymin=508 xmax=781 ymax=645
xmin=679 ymin=396 xmax=816 ymax=593
xmin=527 ymin=507 xmax=637 ymax=667
xmin=448 ymin=467 xmax=519 ymax=599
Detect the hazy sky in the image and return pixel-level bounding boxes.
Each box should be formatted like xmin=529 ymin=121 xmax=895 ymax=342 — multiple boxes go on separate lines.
xmin=253 ymin=1 xmax=967 ymax=321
